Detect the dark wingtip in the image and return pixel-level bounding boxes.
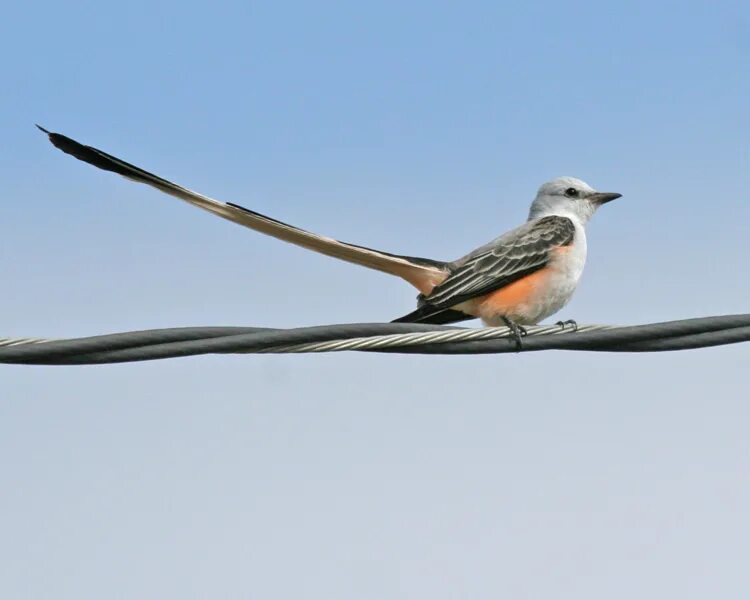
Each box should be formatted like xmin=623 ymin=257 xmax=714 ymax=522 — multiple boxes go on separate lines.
xmin=35 ymin=124 xmax=51 ymax=135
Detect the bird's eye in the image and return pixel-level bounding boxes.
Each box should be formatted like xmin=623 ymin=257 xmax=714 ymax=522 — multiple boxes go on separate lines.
xmin=565 ymin=187 xmax=579 ymax=198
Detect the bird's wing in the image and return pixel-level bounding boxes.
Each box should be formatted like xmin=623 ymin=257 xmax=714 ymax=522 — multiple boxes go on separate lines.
xmin=37 ymin=127 xmax=448 ymax=292
xmin=422 ymin=215 xmax=576 ymax=309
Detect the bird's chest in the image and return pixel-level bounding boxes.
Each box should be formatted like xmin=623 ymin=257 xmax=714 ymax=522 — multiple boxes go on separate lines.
xmin=474 ymin=232 xmax=587 ymax=326
xmin=549 ymin=231 xmax=587 ymax=290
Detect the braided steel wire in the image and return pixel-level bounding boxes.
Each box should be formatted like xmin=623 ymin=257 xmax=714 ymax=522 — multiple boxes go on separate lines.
xmin=0 ymin=315 xmax=747 ymax=365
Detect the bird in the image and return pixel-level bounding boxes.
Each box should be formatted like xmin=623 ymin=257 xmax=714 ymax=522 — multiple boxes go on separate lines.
xmin=37 ymin=126 xmax=622 ymax=337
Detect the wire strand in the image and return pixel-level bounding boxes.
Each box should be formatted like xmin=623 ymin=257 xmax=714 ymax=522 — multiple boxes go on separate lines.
xmin=0 ymin=315 xmax=748 ymax=365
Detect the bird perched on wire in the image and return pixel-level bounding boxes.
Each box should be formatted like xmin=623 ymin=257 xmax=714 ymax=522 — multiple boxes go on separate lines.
xmin=37 ymin=126 xmax=622 ymax=342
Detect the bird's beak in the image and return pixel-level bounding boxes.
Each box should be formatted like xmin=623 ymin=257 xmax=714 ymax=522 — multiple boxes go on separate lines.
xmin=589 ymin=191 xmax=622 ymax=205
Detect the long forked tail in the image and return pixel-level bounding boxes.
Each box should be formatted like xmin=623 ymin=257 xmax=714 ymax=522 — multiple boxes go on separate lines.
xmin=37 ymin=126 xmax=448 ymax=294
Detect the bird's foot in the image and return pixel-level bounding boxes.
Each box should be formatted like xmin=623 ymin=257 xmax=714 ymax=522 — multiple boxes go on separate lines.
xmin=502 ymin=317 xmax=528 ymax=351
xmin=555 ymin=319 xmax=579 ymax=332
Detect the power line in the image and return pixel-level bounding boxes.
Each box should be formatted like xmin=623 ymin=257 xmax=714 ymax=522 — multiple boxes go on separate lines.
xmin=0 ymin=315 xmax=748 ymax=365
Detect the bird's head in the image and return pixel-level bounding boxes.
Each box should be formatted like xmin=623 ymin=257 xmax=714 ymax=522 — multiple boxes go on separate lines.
xmin=528 ymin=176 xmax=621 ymax=223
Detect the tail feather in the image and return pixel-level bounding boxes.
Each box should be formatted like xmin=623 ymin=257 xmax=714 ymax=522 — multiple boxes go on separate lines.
xmin=392 ymin=306 xmax=475 ymax=325
xmin=37 ymin=126 xmax=449 ymax=292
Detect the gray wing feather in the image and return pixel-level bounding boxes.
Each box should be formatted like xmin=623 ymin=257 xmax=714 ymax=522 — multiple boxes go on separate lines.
xmin=423 ymin=216 xmax=576 ymax=308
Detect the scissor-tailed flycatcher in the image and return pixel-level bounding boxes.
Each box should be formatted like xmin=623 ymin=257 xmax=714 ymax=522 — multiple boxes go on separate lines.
xmin=37 ymin=127 xmax=622 ymax=332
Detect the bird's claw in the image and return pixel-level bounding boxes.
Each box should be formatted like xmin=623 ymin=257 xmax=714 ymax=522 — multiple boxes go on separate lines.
xmin=502 ymin=317 xmax=528 ymax=351
xmin=555 ymin=319 xmax=579 ymax=332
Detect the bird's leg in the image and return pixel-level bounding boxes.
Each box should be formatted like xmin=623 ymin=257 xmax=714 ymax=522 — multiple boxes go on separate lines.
xmin=555 ymin=319 xmax=579 ymax=332
xmin=502 ymin=317 xmax=528 ymax=351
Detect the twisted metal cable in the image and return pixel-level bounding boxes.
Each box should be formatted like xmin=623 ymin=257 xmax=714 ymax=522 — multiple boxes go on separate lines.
xmin=259 ymin=323 xmax=611 ymax=353
xmin=0 ymin=315 xmax=747 ymax=365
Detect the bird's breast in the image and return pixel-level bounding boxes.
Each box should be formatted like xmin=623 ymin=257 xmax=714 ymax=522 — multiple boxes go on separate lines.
xmin=469 ymin=230 xmax=587 ymax=326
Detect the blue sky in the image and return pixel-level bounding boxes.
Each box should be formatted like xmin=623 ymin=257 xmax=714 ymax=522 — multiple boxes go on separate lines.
xmin=2 ymin=1 xmax=750 ymax=598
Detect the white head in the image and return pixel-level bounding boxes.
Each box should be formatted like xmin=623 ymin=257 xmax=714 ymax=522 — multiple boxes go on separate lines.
xmin=528 ymin=176 xmax=622 ymax=224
